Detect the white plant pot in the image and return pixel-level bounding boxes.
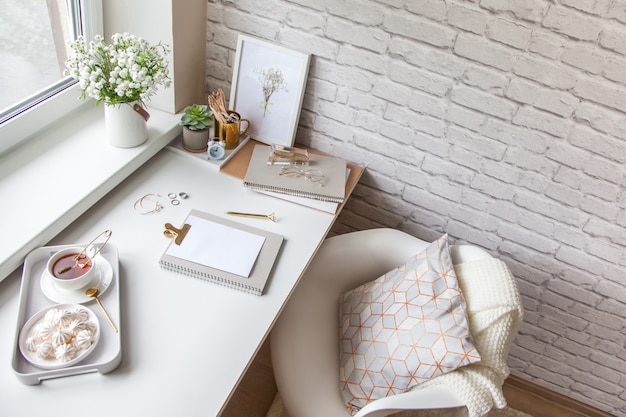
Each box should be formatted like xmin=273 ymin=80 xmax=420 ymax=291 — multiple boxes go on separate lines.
xmin=104 ymin=102 xmax=148 ymax=148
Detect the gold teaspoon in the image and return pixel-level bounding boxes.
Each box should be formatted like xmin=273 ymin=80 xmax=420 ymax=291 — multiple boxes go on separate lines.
xmin=85 ymin=287 xmax=118 ymax=333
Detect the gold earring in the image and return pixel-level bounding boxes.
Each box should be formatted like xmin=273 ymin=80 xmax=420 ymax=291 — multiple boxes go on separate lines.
xmin=134 ymin=193 xmax=163 ymax=214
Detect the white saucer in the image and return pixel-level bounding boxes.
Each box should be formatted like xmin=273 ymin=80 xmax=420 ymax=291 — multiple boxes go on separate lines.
xmin=40 ymin=255 xmax=113 ymax=304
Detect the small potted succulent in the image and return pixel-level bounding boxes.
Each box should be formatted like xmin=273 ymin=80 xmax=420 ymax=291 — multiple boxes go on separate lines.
xmin=180 ymin=104 xmax=213 ymax=152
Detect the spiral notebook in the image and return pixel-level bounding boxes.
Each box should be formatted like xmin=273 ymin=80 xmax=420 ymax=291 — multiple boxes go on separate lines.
xmin=159 ymin=209 xmax=283 ymax=295
xmin=243 ymin=144 xmax=346 ymax=203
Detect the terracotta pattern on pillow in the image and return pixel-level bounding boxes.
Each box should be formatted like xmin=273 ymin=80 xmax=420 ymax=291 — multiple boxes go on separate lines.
xmin=339 ymin=234 xmax=481 ymax=415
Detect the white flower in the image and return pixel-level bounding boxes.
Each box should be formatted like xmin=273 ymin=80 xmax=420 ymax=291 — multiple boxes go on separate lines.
xmin=65 ymin=33 xmax=171 ymax=105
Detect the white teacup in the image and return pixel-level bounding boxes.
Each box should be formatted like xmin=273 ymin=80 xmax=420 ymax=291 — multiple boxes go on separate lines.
xmin=47 ymin=247 xmax=98 ymax=291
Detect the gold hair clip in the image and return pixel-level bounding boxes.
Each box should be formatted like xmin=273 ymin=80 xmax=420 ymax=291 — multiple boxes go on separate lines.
xmin=225 ymin=211 xmax=276 ymax=222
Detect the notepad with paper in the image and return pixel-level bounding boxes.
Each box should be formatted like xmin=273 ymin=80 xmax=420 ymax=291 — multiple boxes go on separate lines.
xmin=159 ymin=209 xmax=283 ymax=295
xmin=243 ymin=144 xmax=347 ymax=203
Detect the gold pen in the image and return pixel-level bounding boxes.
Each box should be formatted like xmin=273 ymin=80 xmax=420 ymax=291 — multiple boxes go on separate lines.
xmin=225 ymin=211 xmax=276 ymax=222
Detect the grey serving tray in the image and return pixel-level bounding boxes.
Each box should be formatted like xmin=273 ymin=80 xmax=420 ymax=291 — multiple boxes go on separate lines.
xmin=11 ymin=244 xmax=122 ymax=385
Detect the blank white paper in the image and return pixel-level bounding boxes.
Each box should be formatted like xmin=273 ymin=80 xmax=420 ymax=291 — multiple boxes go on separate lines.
xmin=165 ymin=214 xmax=266 ymax=277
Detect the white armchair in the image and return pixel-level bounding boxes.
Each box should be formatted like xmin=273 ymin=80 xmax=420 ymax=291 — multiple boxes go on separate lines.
xmin=270 ymin=228 xmax=498 ymax=417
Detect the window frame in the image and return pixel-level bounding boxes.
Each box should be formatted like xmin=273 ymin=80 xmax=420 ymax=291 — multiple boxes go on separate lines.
xmin=0 ymin=0 xmax=103 ymax=156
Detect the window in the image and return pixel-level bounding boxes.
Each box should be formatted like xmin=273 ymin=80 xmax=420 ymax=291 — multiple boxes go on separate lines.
xmin=0 ymin=0 xmax=102 ymax=154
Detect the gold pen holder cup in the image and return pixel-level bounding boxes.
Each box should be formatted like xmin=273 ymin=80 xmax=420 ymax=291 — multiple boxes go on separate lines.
xmin=215 ymin=110 xmax=250 ymax=150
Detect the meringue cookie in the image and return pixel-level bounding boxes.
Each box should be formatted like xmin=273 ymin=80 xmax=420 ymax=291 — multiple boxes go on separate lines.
xmin=36 ymin=342 xmax=54 ymax=359
xmin=25 ymin=336 xmax=39 ymax=352
xmin=51 ymin=329 xmax=72 ymax=345
xmin=74 ymin=329 xmax=95 ymax=349
xmin=73 ymin=307 xmax=90 ymax=322
xmin=68 ymin=319 xmax=87 ymax=333
xmin=34 ymin=322 xmax=55 ymax=340
xmin=55 ymin=343 xmax=77 ymax=362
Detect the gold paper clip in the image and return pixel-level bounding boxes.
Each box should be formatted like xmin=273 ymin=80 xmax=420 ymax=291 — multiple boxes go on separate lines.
xmin=163 ymin=223 xmax=191 ymax=245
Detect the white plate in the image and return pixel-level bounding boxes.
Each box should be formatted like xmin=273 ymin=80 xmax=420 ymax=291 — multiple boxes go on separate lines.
xmin=40 ymin=255 xmax=113 ymax=304
xmin=18 ymin=304 xmax=101 ymax=370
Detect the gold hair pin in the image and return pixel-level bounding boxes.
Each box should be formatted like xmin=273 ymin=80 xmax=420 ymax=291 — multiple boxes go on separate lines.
xmin=225 ymin=211 xmax=276 ymax=222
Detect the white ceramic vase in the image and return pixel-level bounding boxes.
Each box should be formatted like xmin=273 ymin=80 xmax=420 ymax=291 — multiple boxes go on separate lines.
xmin=104 ymin=102 xmax=148 ymax=148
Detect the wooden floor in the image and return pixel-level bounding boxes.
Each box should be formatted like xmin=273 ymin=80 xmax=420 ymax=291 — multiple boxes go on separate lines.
xmin=220 ymin=338 xmax=614 ymax=417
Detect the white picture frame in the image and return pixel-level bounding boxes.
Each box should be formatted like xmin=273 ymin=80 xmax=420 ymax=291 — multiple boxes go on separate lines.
xmin=229 ymin=35 xmax=311 ymax=147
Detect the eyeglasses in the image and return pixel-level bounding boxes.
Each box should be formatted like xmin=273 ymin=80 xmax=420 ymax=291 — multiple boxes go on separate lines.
xmin=279 ymin=166 xmax=325 ymax=186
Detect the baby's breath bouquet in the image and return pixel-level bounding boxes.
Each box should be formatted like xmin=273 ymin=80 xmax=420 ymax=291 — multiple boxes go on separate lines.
xmin=65 ymin=33 xmax=171 ymax=106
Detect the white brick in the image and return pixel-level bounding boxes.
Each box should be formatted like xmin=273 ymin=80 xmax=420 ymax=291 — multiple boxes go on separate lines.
xmin=514 ymin=55 xmax=578 ymax=90
xmin=448 ymin=4 xmax=488 ymax=35
xmin=405 ymin=0 xmax=447 ymax=21
xmin=326 ymin=0 xmax=385 ymax=25
xmin=543 ymin=6 xmax=603 ymax=41
xmin=389 ymin=39 xmax=467 ymax=78
xmin=505 ymin=147 xmax=559 ymax=176
xmin=450 ymin=85 xmax=517 ymax=120
xmin=580 ymin=195 xmax=620 ymax=222
xmin=480 ymin=0 xmax=547 ymax=23
xmin=445 ymin=104 xmax=486 ymax=132
xmin=607 ymin=1 xmax=626 ymax=24
xmin=584 ymin=217 xmax=626 ymax=245
xmin=347 ymin=89 xmax=386 ymax=115
xmin=388 ymin=61 xmax=451 ymax=97
xmin=554 ymin=166 xmax=621 ymax=201
xmin=448 ymin=126 xmax=507 ymax=160
xmin=574 ymin=78 xmax=626 ymax=113
xmin=481 ymin=159 xmax=521 ymax=184
xmin=562 ymin=45 xmax=606 ymax=74
xmin=454 ymin=34 xmax=516 ymax=71
xmin=599 ymin=28 xmax=626 ymax=55
xmin=482 ymin=118 xmax=550 ymax=153
xmin=336 ymin=45 xmax=386 ymax=74
xmin=515 ymin=191 xmax=588 ymax=227
xmin=286 ymin=8 xmax=325 ymax=32
xmin=573 ymin=104 xmax=626 ymax=141
xmin=529 ymin=31 xmax=567 ymax=59
xmin=421 ymin=155 xmax=474 ymax=184
xmin=534 ymin=90 xmax=579 ymax=117
xmin=545 ymin=142 xmax=590 ymax=170
xmin=544 ymin=183 xmax=584 ymax=207
xmin=583 ymin=155 xmax=624 ymax=184
xmin=512 ymin=106 xmax=570 ymax=138
xmin=568 ymin=125 xmax=626 ymax=163
xmin=487 ymin=17 xmax=533 ymax=50
xmin=498 ymin=223 xmax=559 ymax=254
xmin=470 ymin=174 xmax=516 ymax=200
xmin=383 ymin=12 xmax=456 ymax=48
xmin=462 ymin=66 xmax=508 ymax=93
xmin=602 ymin=55 xmax=626 ymax=84
xmin=325 ymin=18 xmax=390 ymax=53
xmin=560 ymin=0 xmax=612 ymax=15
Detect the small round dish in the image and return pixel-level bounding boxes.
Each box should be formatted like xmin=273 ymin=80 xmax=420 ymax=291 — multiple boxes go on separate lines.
xmin=41 ymin=254 xmax=113 ymax=304
xmin=19 ymin=303 xmax=100 ymax=370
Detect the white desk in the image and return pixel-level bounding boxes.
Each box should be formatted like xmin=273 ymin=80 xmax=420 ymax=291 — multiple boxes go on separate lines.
xmin=0 ymin=141 xmax=361 ymax=416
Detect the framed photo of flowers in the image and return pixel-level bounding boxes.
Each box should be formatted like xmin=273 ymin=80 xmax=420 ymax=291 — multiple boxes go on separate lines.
xmin=229 ymin=35 xmax=311 ymax=147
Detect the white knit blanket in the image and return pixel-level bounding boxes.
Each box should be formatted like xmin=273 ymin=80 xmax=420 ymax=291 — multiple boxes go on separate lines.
xmin=409 ymin=258 xmax=524 ymax=417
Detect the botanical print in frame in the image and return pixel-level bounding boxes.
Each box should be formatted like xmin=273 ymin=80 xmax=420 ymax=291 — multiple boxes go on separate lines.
xmin=229 ymin=35 xmax=311 ymax=147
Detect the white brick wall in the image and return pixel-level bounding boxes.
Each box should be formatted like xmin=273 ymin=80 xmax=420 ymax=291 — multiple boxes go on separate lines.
xmin=206 ymin=1 xmax=626 ymax=415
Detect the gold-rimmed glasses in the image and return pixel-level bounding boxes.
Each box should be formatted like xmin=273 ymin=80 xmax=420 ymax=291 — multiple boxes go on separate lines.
xmin=279 ymin=166 xmax=325 ymax=186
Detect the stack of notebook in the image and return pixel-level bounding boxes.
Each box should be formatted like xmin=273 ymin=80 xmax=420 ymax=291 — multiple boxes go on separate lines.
xmin=243 ymin=144 xmax=347 ymax=213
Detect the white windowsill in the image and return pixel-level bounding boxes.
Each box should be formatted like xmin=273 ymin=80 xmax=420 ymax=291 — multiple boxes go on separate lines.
xmin=0 ymin=104 xmax=182 ymax=282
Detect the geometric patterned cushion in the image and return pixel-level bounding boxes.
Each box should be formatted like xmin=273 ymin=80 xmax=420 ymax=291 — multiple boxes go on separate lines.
xmin=338 ymin=234 xmax=481 ymax=415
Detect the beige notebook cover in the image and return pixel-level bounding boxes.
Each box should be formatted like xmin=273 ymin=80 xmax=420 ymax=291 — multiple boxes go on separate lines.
xmin=243 ymin=144 xmax=347 ymax=203
xmin=159 ymin=209 xmax=283 ymax=295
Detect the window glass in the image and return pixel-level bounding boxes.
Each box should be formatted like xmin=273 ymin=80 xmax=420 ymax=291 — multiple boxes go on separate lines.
xmin=0 ymin=0 xmax=84 ymax=123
